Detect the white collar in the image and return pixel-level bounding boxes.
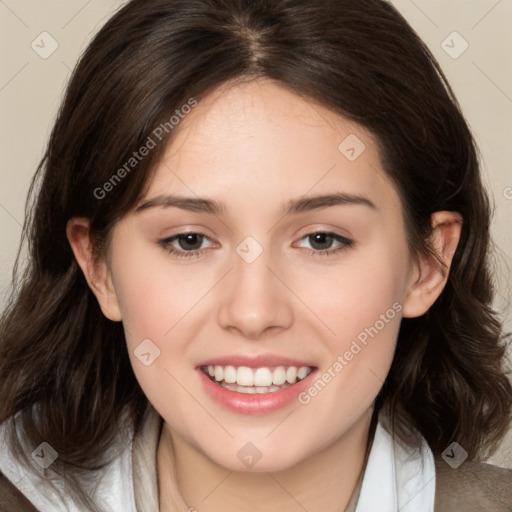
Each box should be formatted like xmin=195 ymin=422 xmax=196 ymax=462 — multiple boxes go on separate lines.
xmin=355 ymin=417 xmax=436 ymax=512
xmin=0 ymin=406 xmax=436 ymax=511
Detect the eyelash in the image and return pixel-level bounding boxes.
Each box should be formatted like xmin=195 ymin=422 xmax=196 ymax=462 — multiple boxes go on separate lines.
xmin=157 ymin=231 xmax=354 ymax=259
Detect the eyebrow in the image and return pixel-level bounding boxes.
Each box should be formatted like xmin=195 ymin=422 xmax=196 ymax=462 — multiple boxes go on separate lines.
xmin=134 ymin=192 xmax=377 ymax=216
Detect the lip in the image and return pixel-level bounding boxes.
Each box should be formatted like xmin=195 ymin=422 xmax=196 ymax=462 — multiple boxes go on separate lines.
xmin=197 ymin=365 xmax=318 ymax=415
xmin=196 ymin=354 xmax=315 ymax=369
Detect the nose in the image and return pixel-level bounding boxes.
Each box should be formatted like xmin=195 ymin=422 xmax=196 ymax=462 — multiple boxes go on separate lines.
xmin=217 ymin=246 xmax=294 ymax=340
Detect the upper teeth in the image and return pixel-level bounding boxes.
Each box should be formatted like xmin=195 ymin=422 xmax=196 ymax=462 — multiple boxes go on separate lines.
xmin=206 ymin=365 xmax=313 ymax=387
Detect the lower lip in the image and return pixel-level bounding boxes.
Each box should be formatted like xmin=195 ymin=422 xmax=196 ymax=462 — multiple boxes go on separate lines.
xmin=197 ymin=368 xmax=317 ymax=415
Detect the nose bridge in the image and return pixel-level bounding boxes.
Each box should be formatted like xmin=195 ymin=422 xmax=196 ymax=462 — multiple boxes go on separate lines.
xmin=217 ymin=238 xmax=293 ymax=338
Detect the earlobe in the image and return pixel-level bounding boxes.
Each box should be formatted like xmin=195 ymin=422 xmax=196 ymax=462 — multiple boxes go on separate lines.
xmin=66 ymin=218 xmax=122 ymax=322
xmin=402 ymin=211 xmax=463 ymax=318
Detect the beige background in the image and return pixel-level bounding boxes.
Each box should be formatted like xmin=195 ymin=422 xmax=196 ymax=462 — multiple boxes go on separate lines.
xmin=1 ymin=1 xmax=511 ymax=467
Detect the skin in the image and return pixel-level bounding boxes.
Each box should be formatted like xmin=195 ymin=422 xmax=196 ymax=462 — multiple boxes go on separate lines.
xmin=67 ymin=77 xmax=462 ymax=511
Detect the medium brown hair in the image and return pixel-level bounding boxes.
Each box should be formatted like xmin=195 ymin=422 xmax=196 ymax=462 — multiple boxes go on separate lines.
xmin=1 ymin=0 xmax=511 ymax=509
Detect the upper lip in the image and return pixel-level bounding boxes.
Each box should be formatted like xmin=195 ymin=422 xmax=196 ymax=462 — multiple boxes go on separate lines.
xmin=197 ymin=354 xmax=316 ymax=369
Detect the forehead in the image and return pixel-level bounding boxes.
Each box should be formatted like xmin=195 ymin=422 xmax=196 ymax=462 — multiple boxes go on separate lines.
xmin=165 ymin=78 xmax=375 ymax=163
xmin=142 ymin=78 xmax=400 ymax=216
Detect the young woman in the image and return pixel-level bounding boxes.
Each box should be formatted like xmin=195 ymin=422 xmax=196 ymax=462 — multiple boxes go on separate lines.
xmin=0 ymin=0 xmax=511 ymax=511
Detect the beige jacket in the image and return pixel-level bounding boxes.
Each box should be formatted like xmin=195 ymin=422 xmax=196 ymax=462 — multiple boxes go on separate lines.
xmin=1 ymin=406 xmax=511 ymax=511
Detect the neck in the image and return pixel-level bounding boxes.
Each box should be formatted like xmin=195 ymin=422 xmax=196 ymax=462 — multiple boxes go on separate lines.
xmin=157 ymin=408 xmax=376 ymax=512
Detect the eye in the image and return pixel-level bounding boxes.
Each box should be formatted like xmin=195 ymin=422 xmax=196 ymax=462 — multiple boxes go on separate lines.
xmin=158 ymin=232 xmax=214 ymax=258
xmin=158 ymin=230 xmax=354 ymax=259
xmin=295 ymin=231 xmax=354 ymax=256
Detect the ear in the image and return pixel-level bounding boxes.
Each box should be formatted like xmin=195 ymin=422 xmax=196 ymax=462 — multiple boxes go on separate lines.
xmin=402 ymin=211 xmax=463 ymax=318
xmin=66 ymin=217 xmax=122 ymax=321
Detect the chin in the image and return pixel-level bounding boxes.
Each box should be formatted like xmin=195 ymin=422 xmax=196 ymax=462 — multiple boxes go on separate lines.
xmin=199 ymin=437 xmax=311 ymax=473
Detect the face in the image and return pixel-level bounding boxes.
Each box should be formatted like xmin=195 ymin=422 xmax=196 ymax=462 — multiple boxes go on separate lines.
xmin=98 ymin=78 xmax=419 ymax=471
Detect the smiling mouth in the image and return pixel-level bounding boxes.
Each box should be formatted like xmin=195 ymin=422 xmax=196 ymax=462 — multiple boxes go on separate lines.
xmin=200 ymin=364 xmax=315 ymax=394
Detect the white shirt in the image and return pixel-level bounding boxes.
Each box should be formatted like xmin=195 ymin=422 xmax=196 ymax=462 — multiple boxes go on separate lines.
xmin=0 ymin=405 xmax=435 ymax=511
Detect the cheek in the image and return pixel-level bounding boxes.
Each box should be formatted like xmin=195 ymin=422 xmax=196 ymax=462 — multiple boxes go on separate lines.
xmin=296 ymin=241 xmax=408 ymax=350
xmin=294 ymin=242 xmax=408 ymax=405
xmin=294 ymin=269 xmax=404 ymax=445
xmin=110 ymin=240 xmax=212 ymax=343
xmin=109 ymin=244 xmax=220 ymax=418
xmin=113 ymin=265 xmax=197 ymax=428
